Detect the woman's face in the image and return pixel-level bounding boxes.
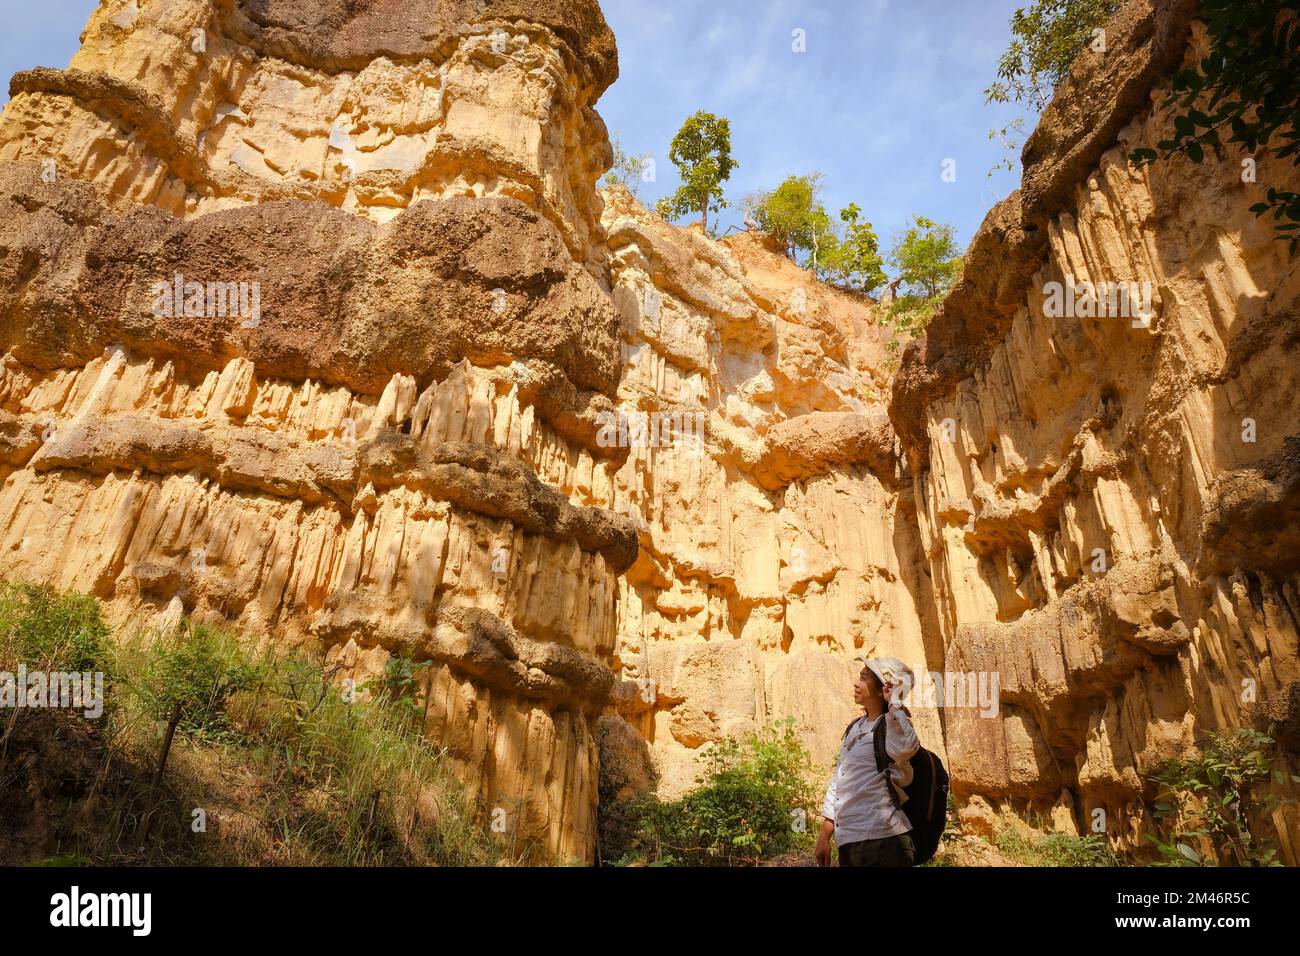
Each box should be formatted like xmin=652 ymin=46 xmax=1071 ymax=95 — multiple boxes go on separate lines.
xmin=853 ymin=667 xmax=883 ymax=708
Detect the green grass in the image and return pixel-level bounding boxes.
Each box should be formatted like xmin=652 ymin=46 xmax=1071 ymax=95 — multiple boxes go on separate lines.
xmin=1 ymin=582 xmax=503 ymax=866
xmin=0 ymin=581 xmax=111 ymax=674
xmin=993 ymin=829 xmax=1120 ymax=866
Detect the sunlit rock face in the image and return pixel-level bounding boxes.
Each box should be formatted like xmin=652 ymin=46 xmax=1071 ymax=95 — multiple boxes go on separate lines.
xmin=597 ymin=187 xmax=939 ymax=798
xmin=891 ymin=0 xmax=1300 ymax=860
xmin=0 ymin=0 xmax=627 ymax=861
xmin=2 ymin=0 xmax=1296 ymax=866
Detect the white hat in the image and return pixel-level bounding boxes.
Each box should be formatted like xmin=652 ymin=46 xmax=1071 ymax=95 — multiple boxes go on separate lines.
xmin=855 ymin=656 xmax=915 ymax=701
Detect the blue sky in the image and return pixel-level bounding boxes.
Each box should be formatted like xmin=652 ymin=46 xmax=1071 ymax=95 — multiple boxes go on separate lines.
xmin=599 ymin=0 xmax=1034 ymax=249
xmin=1 ymin=0 xmax=1034 ymax=252
xmin=0 ymin=2 xmax=94 ymax=92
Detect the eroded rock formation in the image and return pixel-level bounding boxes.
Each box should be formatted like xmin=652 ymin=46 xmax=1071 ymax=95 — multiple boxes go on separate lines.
xmin=0 ymin=0 xmax=627 ymax=861
xmin=891 ymin=0 xmax=1300 ymax=859
xmin=596 ymin=187 xmax=938 ymax=797
xmin=1 ymin=0 xmax=1296 ymax=865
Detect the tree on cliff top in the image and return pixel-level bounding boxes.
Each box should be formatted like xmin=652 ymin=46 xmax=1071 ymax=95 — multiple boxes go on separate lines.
xmin=984 ymin=0 xmax=1123 ymax=176
xmin=821 ymin=203 xmax=888 ymax=294
xmin=742 ymin=174 xmax=834 ymax=266
xmin=743 ymin=179 xmax=887 ymax=293
xmin=656 ymin=111 xmax=737 ymax=236
xmin=881 ymin=216 xmax=964 ymax=365
xmin=888 ymin=216 xmax=963 ymax=301
xmin=984 ymin=0 xmax=1124 ymax=112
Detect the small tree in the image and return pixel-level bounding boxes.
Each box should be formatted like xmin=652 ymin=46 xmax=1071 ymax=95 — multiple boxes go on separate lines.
xmin=744 ymin=174 xmax=836 ymax=267
xmin=985 ymin=0 xmax=1124 ymax=111
xmin=1148 ymin=726 xmax=1299 ymax=867
xmin=614 ymin=718 xmax=820 ymax=866
xmin=984 ymin=0 xmax=1122 ymax=176
xmin=657 ymin=111 xmax=738 ymax=235
xmin=882 ymin=216 xmax=964 ymax=362
xmin=821 ymin=203 xmax=888 ymax=293
xmin=135 ymin=623 xmax=261 ymax=840
xmin=889 ymin=216 xmax=963 ymax=300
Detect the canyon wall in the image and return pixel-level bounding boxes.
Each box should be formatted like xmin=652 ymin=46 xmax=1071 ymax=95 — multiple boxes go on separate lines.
xmin=1 ymin=0 xmax=1296 ymax=865
xmin=0 ymin=0 xmax=629 ymax=862
xmin=597 ymin=187 xmax=938 ymax=799
xmin=892 ymin=0 xmax=1300 ymax=861
xmin=0 ymin=0 xmax=919 ymax=861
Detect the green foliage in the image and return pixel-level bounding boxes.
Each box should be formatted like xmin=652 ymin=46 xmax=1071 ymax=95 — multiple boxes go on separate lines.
xmin=744 ymin=174 xmax=835 ymax=265
xmin=241 ymin=655 xmax=496 ymax=866
xmin=1129 ymin=0 xmax=1300 ymax=254
xmin=0 ymin=580 xmax=502 ymax=866
xmin=603 ymin=134 xmax=652 ymax=198
xmin=364 ymin=653 xmax=433 ymax=729
xmin=659 ymin=111 xmax=738 ymax=235
xmin=878 ymin=216 xmax=964 ymax=364
xmin=983 ymin=0 xmax=1120 ymax=176
xmin=882 ymin=295 xmax=941 ymax=362
xmin=822 ymin=203 xmax=888 ymax=293
xmin=134 ymin=623 xmax=261 ymax=741
xmin=888 ymin=216 xmax=964 ymax=300
xmin=994 ymin=829 xmax=1120 ymax=866
xmin=1147 ymin=725 xmax=1298 ymax=867
xmin=606 ymin=718 xmax=819 ymax=866
xmin=987 ymin=117 xmax=1029 ymax=178
xmin=0 ymin=582 xmax=110 ymax=674
xmin=744 ymin=179 xmax=886 ymax=292
xmin=985 ymin=0 xmax=1124 ymax=111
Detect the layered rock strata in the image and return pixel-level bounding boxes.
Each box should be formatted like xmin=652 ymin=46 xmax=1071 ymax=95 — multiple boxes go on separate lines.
xmin=2 ymin=0 xmax=1297 ymax=866
xmin=891 ymin=0 xmax=1300 ymax=860
xmin=0 ymin=0 xmax=626 ymax=861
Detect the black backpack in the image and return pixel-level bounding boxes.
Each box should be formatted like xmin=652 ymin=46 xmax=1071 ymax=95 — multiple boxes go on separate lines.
xmin=842 ymin=712 xmax=950 ymax=865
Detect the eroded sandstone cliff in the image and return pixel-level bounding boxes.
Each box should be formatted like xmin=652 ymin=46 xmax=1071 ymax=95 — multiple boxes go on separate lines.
xmin=1 ymin=0 xmax=1296 ymax=865
xmin=0 ymin=0 xmax=630 ymax=861
xmin=891 ymin=0 xmax=1300 ymax=860
xmin=597 ymin=187 xmax=939 ymax=798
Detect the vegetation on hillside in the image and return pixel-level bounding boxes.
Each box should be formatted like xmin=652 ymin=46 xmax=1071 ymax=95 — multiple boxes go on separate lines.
xmin=984 ymin=0 xmax=1123 ymax=176
xmin=881 ymin=216 xmax=964 ymax=366
xmin=0 ymin=582 xmax=505 ymax=866
xmin=646 ymin=111 xmax=958 ymax=362
xmin=1147 ymin=725 xmax=1299 ymax=867
xmin=985 ymin=0 xmax=1124 ymax=111
xmin=601 ymin=718 xmax=820 ymax=866
xmin=742 ymin=176 xmax=888 ymax=295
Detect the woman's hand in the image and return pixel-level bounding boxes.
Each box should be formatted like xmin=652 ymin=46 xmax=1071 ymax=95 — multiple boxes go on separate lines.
xmin=816 ymin=820 xmax=834 ymax=867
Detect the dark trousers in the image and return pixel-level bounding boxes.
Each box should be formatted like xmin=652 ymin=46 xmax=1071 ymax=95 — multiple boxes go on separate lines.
xmin=838 ymin=832 xmax=915 ymax=867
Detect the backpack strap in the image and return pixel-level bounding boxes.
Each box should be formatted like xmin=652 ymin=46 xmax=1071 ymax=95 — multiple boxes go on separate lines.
xmin=841 ymin=714 xmax=865 ymax=742
xmin=872 ymin=715 xmax=903 ymax=812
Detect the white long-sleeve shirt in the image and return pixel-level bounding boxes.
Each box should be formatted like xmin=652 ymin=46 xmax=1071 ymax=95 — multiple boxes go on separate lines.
xmin=821 ymin=703 xmax=919 ymax=844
